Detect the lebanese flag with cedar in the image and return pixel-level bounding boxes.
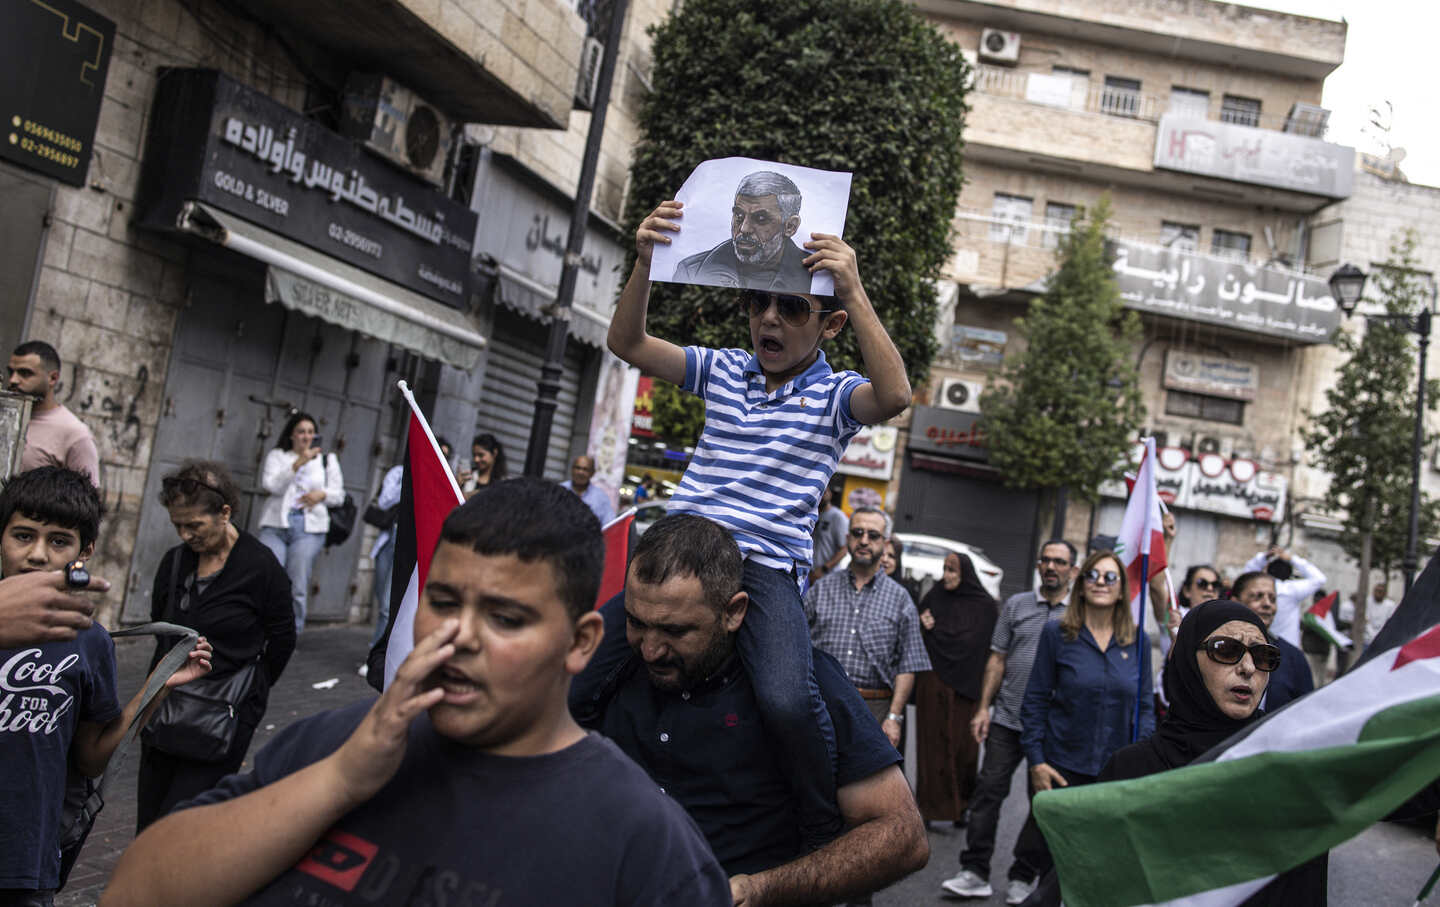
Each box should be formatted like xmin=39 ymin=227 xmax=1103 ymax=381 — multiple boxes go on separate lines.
xmin=1115 ymin=437 xmax=1168 ymax=628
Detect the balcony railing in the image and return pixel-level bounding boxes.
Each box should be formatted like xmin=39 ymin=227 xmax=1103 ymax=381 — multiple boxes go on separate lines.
xmin=971 ymin=64 xmax=1327 ymax=135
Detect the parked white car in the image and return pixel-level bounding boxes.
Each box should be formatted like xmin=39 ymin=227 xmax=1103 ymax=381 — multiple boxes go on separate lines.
xmin=839 ymin=532 xmax=1004 ymax=601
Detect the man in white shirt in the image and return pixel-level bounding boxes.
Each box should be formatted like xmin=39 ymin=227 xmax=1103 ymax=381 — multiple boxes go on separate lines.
xmin=560 ymin=454 xmax=615 ymax=525
xmin=1239 ymin=546 xmax=1325 ymax=647
xmin=1339 ymin=579 xmax=1397 ymax=649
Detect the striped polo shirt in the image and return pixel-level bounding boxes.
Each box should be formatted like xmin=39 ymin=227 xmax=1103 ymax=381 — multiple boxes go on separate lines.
xmin=667 ymin=346 xmax=868 ymax=571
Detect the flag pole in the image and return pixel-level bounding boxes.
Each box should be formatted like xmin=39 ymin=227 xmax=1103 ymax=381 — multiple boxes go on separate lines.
xmin=1414 ymin=862 xmax=1440 ymax=905
xmin=1134 ymin=550 xmax=1148 ymax=742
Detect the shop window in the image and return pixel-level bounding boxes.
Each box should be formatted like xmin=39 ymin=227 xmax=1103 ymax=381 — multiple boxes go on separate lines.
xmin=1211 ymin=229 xmax=1252 ymax=262
xmin=1166 ymin=390 xmax=1244 ymax=425
xmin=990 ymin=193 xmax=1033 ymax=244
xmin=1161 ymin=221 xmax=1200 ymax=254
xmin=1042 ymin=201 xmax=1076 ymax=249
xmin=1101 ymin=76 xmax=1142 ymax=118
xmin=1220 ymin=95 xmax=1262 ymax=127
xmin=1169 ymin=87 xmax=1210 ymax=119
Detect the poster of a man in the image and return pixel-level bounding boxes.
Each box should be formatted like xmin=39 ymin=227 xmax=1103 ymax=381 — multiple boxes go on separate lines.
xmin=650 ymin=157 xmax=852 ymax=295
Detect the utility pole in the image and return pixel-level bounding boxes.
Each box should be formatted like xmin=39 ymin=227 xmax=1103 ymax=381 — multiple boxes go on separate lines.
xmin=523 ymin=0 xmax=631 ymax=477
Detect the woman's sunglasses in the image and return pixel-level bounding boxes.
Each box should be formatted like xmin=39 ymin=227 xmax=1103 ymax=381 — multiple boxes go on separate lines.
xmin=162 ymin=475 xmax=226 ymax=501
xmin=1198 ymin=636 xmax=1281 ymax=672
xmin=741 ymin=291 xmax=833 ymax=327
xmin=1083 ymin=568 xmax=1120 ymax=586
xmin=1193 ymin=578 xmax=1220 ymax=591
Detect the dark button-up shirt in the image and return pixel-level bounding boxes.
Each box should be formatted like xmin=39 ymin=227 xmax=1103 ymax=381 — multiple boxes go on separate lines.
xmin=578 ymin=650 xmax=899 ymax=875
xmin=805 ymin=569 xmax=931 ymax=688
xmin=1021 ymin=620 xmax=1155 ymax=777
xmin=1262 ymin=636 xmax=1314 ymax=710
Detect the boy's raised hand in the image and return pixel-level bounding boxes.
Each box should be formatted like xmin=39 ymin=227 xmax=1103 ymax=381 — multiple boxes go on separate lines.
xmin=803 ymin=234 xmax=864 ymax=302
xmin=328 ymin=618 xmax=453 ymax=807
xmin=636 ymin=201 xmax=683 ymax=269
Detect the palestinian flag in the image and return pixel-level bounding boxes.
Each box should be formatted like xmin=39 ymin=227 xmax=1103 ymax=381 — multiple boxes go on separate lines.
xmin=1303 ymin=590 xmax=1352 ymax=651
xmin=595 ymin=509 xmax=636 ymax=609
xmin=1033 ymin=548 xmax=1440 ymax=906
xmin=365 ymin=382 xmax=465 ymax=691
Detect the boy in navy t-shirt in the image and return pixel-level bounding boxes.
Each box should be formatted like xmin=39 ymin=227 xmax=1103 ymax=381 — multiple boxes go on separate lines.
xmin=0 ymin=467 xmax=211 ymax=904
xmin=104 ymin=479 xmax=729 ymax=907
xmin=602 ymin=198 xmax=912 ymax=843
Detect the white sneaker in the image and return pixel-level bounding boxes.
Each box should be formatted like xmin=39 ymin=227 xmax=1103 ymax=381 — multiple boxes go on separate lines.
xmin=941 ymin=869 xmax=992 ymax=898
xmin=1005 ymin=878 xmax=1038 ymax=905
xmin=356 ymin=663 xmax=368 ymax=678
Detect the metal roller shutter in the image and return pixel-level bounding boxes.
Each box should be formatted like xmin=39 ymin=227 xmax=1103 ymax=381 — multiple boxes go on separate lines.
xmin=477 ymin=307 xmax=584 ymax=481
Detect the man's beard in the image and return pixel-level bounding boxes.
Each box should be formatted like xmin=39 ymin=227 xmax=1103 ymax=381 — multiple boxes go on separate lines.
xmin=733 ymin=229 xmax=786 ymax=266
xmin=645 ymin=624 xmax=733 ymax=692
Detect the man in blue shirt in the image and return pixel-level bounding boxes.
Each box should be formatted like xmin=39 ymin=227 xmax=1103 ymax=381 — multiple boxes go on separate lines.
xmin=560 ymin=455 xmax=616 ymax=525
xmin=573 ymin=513 xmax=928 ymax=906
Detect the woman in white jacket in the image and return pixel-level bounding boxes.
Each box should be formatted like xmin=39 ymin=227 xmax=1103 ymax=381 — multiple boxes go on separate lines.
xmin=257 ymin=411 xmax=343 ymax=634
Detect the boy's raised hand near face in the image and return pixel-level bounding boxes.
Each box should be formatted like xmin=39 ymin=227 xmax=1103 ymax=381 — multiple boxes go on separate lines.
xmin=609 ymin=201 xmax=687 ymax=386
xmin=804 ymin=233 xmax=913 ymax=425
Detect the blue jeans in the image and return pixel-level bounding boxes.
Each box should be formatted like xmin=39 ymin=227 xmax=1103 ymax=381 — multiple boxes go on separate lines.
xmin=580 ymin=560 xmax=841 ymax=843
xmin=370 ymin=533 xmax=396 ymax=648
xmin=259 ymin=511 xmax=325 ymax=635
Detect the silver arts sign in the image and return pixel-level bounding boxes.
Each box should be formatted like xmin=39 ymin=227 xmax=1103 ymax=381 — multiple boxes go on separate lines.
xmin=1109 ymin=240 xmax=1340 ymax=344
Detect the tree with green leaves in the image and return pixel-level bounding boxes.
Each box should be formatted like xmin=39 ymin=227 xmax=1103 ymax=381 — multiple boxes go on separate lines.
xmin=1303 ymin=229 xmax=1440 ymax=633
xmin=626 ymin=0 xmax=970 ymax=444
xmin=981 ymin=196 xmax=1146 ymax=529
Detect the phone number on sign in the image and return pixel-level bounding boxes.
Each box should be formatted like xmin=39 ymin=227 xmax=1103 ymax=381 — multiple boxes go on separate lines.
xmin=212 ymin=170 xmax=290 ymax=216
xmin=327 ymin=223 xmax=383 ymax=259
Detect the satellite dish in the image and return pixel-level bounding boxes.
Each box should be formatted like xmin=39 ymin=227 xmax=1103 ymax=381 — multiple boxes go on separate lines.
xmin=1389 ymin=147 xmax=1408 ymax=165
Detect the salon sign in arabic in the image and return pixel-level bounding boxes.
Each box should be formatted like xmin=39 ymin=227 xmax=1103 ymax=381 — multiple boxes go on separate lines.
xmin=1154 ymin=115 xmax=1354 ymax=199
xmin=1100 ymin=443 xmax=1288 ymax=523
xmin=135 ymin=70 xmax=476 ymax=308
xmin=1108 ymin=240 xmax=1340 ymax=344
xmin=838 ymin=425 xmax=898 ymax=481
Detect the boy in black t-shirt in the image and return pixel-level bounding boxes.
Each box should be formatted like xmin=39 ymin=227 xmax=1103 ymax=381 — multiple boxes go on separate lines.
xmin=0 ymin=467 xmax=211 ymax=905
xmin=104 ymin=478 xmax=730 ymax=907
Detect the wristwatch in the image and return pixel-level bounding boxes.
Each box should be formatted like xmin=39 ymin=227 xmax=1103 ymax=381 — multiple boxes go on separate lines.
xmin=886 ymin=712 xmax=904 ymax=724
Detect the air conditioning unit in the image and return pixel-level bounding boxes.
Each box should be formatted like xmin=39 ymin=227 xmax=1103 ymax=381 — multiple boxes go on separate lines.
xmin=1284 ymin=103 xmax=1330 ymax=138
xmin=979 ymin=28 xmax=1021 ymax=65
xmin=575 ymin=37 xmax=604 ymax=110
xmin=341 ymin=73 xmax=453 ymax=187
xmin=937 ymin=377 xmax=983 ymax=413
xmin=1195 ymin=434 xmax=1235 ymax=458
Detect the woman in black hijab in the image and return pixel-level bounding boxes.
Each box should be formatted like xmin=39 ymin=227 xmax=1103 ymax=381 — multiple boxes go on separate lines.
xmin=1098 ymin=600 xmax=1328 ymax=905
xmin=914 ymin=551 xmax=998 ymax=825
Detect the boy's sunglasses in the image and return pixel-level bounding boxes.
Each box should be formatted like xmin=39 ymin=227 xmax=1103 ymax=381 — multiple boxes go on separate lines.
xmin=741 ymin=291 xmax=833 ymax=327
xmin=1083 ymin=568 xmax=1120 ymax=586
xmin=1198 ymin=636 xmax=1281 ymax=672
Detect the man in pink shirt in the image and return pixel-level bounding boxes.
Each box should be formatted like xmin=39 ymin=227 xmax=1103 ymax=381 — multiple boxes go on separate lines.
xmin=8 ymin=340 xmax=100 ymax=486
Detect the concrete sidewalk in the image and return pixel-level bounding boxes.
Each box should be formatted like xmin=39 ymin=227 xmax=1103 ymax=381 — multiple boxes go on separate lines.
xmin=58 ymin=624 xmax=378 ymax=906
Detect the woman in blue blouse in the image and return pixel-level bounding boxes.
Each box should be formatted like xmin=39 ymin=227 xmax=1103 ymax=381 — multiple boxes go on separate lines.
xmin=1012 ymin=548 xmax=1155 ymax=890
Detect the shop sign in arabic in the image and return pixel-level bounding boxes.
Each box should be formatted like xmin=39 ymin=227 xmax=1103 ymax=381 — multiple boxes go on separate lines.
xmin=135 ymin=70 xmax=476 ymax=308
xmin=839 ymin=425 xmax=898 ymax=481
xmin=1109 ymin=240 xmax=1339 ymax=344
xmin=1164 ymin=351 xmax=1258 ymax=401
xmin=908 ymin=406 xmax=989 ymax=462
xmin=1154 ymin=115 xmax=1354 ymax=199
xmin=1100 ymin=444 xmax=1287 ymax=523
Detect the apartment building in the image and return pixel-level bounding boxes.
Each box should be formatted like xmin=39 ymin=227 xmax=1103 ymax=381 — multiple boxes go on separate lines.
xmin=892 ymin=0 xmax=1352 ymax=595
xmin=2 ymin=0 xmax=662 ymax=624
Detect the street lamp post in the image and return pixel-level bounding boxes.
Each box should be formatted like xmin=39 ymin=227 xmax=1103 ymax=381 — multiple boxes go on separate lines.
xmin=1329 ymin=264 xmax=1435 ymax=595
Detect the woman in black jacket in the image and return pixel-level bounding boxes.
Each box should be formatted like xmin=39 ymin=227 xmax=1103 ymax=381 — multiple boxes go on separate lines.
xmin=136 ymin=460 xmax=295 ymax=831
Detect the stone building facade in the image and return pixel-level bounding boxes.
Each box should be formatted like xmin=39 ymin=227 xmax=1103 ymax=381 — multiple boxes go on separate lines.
xmin=2 ymin=0 xmax=663 ymax=625
xmin=889 ymin=0 xmax=1354 ymax=597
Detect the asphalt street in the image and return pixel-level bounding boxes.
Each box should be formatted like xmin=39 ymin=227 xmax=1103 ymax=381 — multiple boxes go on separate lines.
xmin=58 ymin=623 xmax=1439 ymax=906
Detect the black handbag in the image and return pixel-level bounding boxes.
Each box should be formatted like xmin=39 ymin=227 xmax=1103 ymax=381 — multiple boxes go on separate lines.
xmin=324 ymin=455 xmax=357 ymax=548
xmin=363 ymin=501 xmax=399 ymax=529
xmin=139 ymin=553 xmax=259 ymax=762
